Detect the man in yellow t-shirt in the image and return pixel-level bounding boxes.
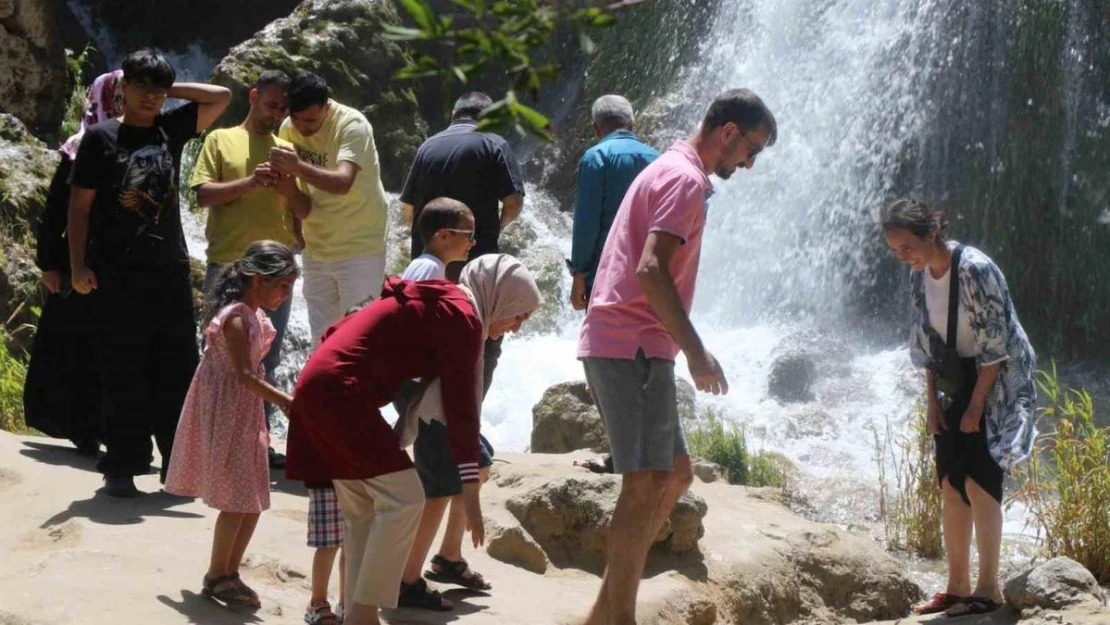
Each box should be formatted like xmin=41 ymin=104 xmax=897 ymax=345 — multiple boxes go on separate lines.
xmin=191 ymin=69 xmax=309 ymax=467
xmin=271 ymin=72 xmax=390 ymax=344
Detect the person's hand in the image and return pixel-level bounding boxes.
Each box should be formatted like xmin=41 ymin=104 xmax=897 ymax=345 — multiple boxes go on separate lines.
xmin=251 ymin=162 xmax=280 ymax=188
xmin=960 ymin=398 xmax=985 ymax=433
xmin=274 ymin=171 xmax=298 ymax=197
xmin=570 ymin=273 xmax=588 ymax=311
xmin=71 ymin=266 xmax=97 ymax=295
xmin=926 ymin=398 xmax=944 ymax=435
xmin=687 ymin=348 xmax=728 ymax=395
xmin=40 ymin=269 xmax=63 ymax=294
xmin=276 ymin=394 xmax=293 ymax=414
xmin=462 ymin=481 xmax=485 ymax=548
xmin=269 ymin=146 xmax=301 ymax=176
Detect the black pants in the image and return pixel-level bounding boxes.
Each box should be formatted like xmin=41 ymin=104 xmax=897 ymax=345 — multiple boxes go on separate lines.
xmin=92 ymin=269 xmax=199 ymax=479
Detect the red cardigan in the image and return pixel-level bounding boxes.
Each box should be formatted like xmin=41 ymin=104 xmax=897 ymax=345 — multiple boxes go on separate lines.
xmin=285 ymin=278 xmax=483 ymax=484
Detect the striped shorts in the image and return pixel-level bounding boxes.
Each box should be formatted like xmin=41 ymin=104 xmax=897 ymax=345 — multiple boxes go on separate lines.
xmin=307 ymin=487 xmax=346 ymax=548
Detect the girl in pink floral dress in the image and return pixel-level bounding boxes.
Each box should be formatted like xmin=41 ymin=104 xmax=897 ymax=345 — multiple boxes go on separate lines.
xmin=166 ymin=241 xmax=298 ymax=609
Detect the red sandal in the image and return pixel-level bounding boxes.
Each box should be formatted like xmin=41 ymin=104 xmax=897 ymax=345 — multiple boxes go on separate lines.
xmin=912 ymin=592 xmax=963 ymax=615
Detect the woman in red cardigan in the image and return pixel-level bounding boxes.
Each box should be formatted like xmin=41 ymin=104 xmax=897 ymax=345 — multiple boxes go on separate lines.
xmin=286 ymin=254 xmax=543 ymax=625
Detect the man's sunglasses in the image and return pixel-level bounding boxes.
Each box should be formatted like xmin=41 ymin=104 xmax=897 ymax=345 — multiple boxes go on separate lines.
xmin=446 ymin=228 xmax=475 ymax=242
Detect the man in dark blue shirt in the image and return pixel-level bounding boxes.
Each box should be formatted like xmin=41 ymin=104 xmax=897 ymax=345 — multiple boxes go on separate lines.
xmin=568 ymin=95 xmax=660 ymax=310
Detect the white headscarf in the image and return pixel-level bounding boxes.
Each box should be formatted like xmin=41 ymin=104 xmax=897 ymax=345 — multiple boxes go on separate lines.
xmin=395 ymin=254 xmax=543 ymax=446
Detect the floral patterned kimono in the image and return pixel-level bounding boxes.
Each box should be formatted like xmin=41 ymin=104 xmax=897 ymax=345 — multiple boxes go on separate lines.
xmin=908 ymin=242 xmax=1038 ymax=472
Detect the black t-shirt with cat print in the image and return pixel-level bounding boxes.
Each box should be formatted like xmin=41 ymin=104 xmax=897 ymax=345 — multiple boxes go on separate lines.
xmin=70 ymin=103 xmax=198 ymax=272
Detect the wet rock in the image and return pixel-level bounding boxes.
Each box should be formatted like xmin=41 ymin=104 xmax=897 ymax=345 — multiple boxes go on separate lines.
xmin=210 ymin=0 xmax=427 ymax=190
xmin=768 ymin=350 xmax=818 ymax=403
xmin=505 ymin=475 xmax=707 ymax=572
xmin=531 ymin=381 xmax=608 ymax=454
xmin=0 ymin=0 xmax=67 ymax=137
xmin=1004 ymin=557 xmax=1106 ymax=612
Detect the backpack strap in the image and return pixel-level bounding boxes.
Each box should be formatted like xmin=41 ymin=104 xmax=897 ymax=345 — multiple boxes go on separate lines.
xmin=946 ymin=245 xmax=965 ymax=349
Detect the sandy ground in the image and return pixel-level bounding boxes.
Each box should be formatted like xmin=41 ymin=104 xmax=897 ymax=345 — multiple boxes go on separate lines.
xmin=0 ymin=433 xmax=686 ymax=625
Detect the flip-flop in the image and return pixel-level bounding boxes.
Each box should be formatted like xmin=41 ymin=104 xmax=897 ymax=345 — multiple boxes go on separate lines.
xmin=945 ymin=596 xmax=1003 ymax=617
xmin=912 ymin=592 xmax=963 ymax=615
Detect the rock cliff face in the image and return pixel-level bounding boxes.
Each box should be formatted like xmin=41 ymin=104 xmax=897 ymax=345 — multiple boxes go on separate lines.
xmin=0 ymin=0 xmax=67 ymax=138
xmin=0 ymin=115 xmax=60 ymax=344
xmin=208 ymin=0 xmax=426 ymax=191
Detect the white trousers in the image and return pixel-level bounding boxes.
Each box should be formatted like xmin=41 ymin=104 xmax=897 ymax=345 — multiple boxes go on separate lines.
xmin=302 ymin=254 xmax=386 ymax=344
xmin=333 ymin=469 xmax=425 ymax=609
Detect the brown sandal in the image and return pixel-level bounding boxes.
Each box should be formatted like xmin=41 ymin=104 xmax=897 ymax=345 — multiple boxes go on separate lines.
xmin=202 ymin=574 xmax=261 ymax=609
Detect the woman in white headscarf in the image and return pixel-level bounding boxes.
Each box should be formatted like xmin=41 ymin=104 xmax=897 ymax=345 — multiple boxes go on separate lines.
xmin=24 ymin=70 xmax=124 ymax=453
xmin=287 ymin=254 xmax=543 ymax=625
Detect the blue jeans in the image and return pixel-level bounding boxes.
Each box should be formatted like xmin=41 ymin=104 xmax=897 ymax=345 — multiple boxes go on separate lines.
xmin=204 ymin=263 xmax=293 ymax=426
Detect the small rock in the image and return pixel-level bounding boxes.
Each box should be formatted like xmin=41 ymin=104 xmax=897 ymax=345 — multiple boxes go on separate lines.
xmin=692 ymin=460 xmax=725 ymax=483
xmin=486 ymin=523 xmax=548 ymax=574
xmin=530 ymin=381 xmax=609 ymax=454
xmin=506 ymin=475 xmax=707 ymax=572
xmin=1004 ymin=557 xmax=1106 ymax=612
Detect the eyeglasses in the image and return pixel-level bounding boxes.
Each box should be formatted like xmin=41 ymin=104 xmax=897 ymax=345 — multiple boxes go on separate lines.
xmin=446 ymin=228 xmax=475 ymax=242
xmin=129 ymin=81 xmax=169 ymax=99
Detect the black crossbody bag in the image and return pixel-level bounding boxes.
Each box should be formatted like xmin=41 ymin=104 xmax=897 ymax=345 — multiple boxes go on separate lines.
xmin=927 ymin=245 xmax=977 ymax=404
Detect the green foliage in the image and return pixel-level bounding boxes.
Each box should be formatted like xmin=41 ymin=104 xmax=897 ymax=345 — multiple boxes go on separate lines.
xmin=384 ymin=0 xmax=631 ymax=140
xmin=875 ymin=401 xmax=943 ymax=558
xmin=0 ymin=302 xmax=36 ymax=435
xmin=687 ymin=408 xmax=789 ymax=488
xmin=1017 ymin=365 xmax=1110 ymax=583
xmin=179 ymin=137 xmax=205 ymax=214
xmin=59 ymin=44 xmax=97 ymax=143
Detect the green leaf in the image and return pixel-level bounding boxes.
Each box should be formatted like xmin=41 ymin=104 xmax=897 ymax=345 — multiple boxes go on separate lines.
xmin=590 ymin=13 xmax=617 ymax=27
xmin=382 ymin=25 xmax=431 ymax=41
xmin=452 ymin=66 xmax=469 ymax=84
xmin=398 ymin=0 xmax=437 ymax=31
xmin=579 ymin=32 xmax=596 ymax=54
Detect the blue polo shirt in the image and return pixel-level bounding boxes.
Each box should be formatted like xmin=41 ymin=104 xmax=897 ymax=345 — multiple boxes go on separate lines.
xmin=569 ymin=129 xmax=660 ymax=290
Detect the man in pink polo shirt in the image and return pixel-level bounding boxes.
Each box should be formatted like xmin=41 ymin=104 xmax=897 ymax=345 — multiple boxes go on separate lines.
xmin=577 ymin=89 xmax=777 ymax=625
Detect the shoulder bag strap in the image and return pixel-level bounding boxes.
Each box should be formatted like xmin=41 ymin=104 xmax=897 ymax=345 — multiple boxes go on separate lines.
xmin=946 ymin=245 xmax=965 ymax=349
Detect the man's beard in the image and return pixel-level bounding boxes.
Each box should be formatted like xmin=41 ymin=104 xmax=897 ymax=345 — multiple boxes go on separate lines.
xmin=715 ymin=165 xmax=736 ymax=180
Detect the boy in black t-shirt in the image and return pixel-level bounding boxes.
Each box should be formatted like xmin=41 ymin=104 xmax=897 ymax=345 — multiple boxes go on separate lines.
xmin=68 ymin=49 xmax=231 ymax=497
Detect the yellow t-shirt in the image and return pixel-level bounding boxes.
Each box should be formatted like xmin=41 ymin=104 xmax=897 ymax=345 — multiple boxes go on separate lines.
xmin=278 ymin=100 xmax=389 ymax=262
xmin=191 ymin=127 xmax=297 ymax=264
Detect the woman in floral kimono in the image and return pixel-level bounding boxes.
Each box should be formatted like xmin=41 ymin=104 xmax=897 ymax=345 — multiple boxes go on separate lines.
xmin=882 ymin=198 xmax=1036 ymax=618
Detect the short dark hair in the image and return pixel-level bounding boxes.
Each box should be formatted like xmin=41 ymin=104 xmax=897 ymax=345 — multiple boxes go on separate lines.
xmin=452 ymin=92 xmax=494 ymax=121
xmin=881 ymin=197 xmax=949 ymax=241
xmin=255 ymin=70 xmax=290 ymax=91
xmin=418 ymin=197 xmax=473 ymax=245
xmin=122 ymin=49 xmax=175 ymax=89
xmin=701 ymin=89 xmax=777 ymax=146
xmin=288 ymin=72 xmax=329 ymax=113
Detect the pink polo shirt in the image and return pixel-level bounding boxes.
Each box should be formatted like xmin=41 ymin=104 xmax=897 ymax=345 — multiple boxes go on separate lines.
xmin=578 ymin=141 xmax=711 ymax=361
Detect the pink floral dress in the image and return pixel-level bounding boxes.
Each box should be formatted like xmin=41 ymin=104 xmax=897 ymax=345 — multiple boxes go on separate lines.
xmin=165 ymin=303 xmax=276 ymax=513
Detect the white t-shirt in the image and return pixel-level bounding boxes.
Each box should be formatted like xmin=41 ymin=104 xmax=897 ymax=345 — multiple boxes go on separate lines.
xmin=924 ymin=266 xmax=978 ymax=358
xmin=402 ymin=253 xmax=446 ymax=281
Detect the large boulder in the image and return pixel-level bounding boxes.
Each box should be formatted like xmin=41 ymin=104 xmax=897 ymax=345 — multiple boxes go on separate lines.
xmin=209 ymin=0 xmax=426 ymax=190
xmin=0 ymin=0 xmax=67 ymax=137
xmin=530 ymin=381 xmax=608 ymax=454
xmin=505 ymin=475 xmax=707 ymax=572
xmin=0 ymin=114 xmax=60 ymax=344
xmin=767 ymin=330 xmax=854 ymax=404
xmin=1004 ymin=557 xmax=1107 ymax=612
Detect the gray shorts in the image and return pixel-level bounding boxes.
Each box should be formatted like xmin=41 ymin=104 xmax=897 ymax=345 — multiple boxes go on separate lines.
xmin=581 ymin=350 xmax=688 ymax=474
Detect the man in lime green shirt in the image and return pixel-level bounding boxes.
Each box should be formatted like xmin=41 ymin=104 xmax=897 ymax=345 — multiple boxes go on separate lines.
xmin=191 ymin=69 xmax=309 ymax=466
xmin=271 ymin=72 xmax=390 ymax=344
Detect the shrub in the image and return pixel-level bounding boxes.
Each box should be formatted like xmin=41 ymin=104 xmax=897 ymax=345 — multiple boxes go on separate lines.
xmin=1017 ymin=365 xmax=1110 ymax=583
xmin=687 ymin=409 xmax=788 ymax=488
xmin=59 ymin=45 xmax=96 ymax=142
xmin=875 ymin=400 xmax=943 ymax=558
xmin=0 ymin=304 xmax=34 ymax=434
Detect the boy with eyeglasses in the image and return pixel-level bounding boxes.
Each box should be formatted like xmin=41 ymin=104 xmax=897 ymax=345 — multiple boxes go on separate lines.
xmin=67 ymin=48 xmax=231 ymax=497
